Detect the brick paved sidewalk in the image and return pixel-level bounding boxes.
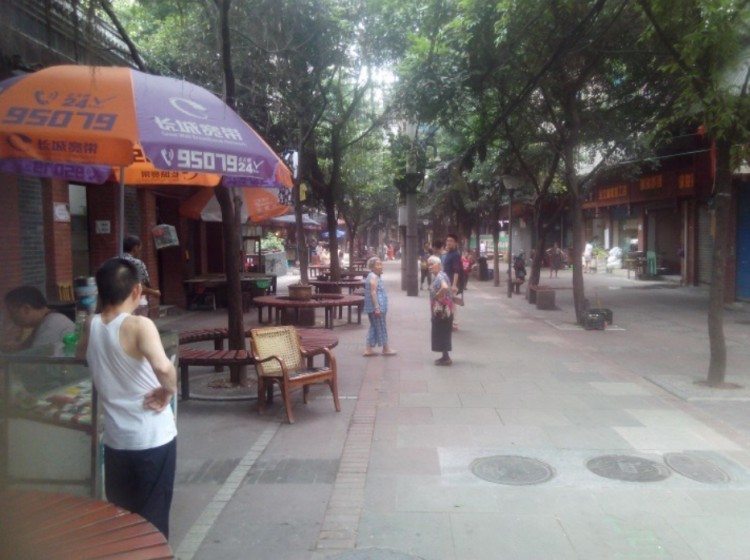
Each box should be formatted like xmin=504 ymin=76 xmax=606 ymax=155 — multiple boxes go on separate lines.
xmin=164 ymin=263 xmax=750 ymax=559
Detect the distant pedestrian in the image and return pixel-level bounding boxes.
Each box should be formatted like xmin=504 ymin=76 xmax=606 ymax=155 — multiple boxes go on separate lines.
xmin=79 ymin=258 xmax=177 ymax=538
xmin=461 ymin=250 xmax=473 ymax=290
xmin=428 ymin=255 xmax=453 ymax=366
xmin=583 ymin=241 xmax=594 ymax=273
xmin=547 ymin=243 xmax=563 ymax=278
xmin=443 ymin=234 xmax=463 ymax=330
xmin=121 ymin=235 xmax=161 ymax=316
xmin=419 ymin=242 xmax=432 ymax=290
xmin=363 ymin=257 xmax=397 ymax=357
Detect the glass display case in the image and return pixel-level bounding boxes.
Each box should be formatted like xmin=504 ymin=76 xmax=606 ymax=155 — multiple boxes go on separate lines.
xmin=1 ymin=330 xmax=178 ymax=498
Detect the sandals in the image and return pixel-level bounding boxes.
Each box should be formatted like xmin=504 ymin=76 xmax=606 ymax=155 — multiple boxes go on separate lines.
xmin=382 ymin=350 xmax=398 ymax=356
xmin=362 ymin=352 xmax=378 ymax=357
xmin=434 ymin=357 xmax=452 ymax=366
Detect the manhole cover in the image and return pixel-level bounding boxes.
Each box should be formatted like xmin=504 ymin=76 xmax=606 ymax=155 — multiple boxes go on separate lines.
xmin=330 ymin=550 xmax=424 ymax=560
xmin=663 ymin=453 xmax=731 ymax=484
xmin=587 ymin=455 xmax=670 ymax=482
xmin=470 ymin=455 xmax=555 ymax=485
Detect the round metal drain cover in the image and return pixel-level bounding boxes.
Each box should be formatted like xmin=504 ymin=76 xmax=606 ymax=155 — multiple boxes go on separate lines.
xmin=470 ymin=455 xmax=555 ymax=485
xmin=587 ymin=455 xmax=670 ymax=482
xmin=664 ymin=453 xmax=731 ymax=484
xmin=330 ymin=550 xmax=425 ymax=560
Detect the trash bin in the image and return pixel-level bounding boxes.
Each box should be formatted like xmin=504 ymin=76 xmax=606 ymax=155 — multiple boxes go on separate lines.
xmin=251 ymin=279 xmax=271 ymax=298
xmin=478 ymin=256 xmax=489 ymax=281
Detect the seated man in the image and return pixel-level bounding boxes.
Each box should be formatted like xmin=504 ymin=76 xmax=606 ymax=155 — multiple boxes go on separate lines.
xmin=2 ymin=286 xmax=75 ymax=352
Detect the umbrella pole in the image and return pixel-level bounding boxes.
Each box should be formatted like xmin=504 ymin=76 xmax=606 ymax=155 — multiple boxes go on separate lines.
xmin=118 ymin=167 xmax=125 ymax=255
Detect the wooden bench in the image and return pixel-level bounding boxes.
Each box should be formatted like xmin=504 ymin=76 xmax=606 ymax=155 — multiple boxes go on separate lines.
xmin=178 ymin=348 xmax=256 ymax=400
xmin=178 ymin=328 xmax=339 ymax=400
xmin=179 ymin=328 xmax=227 ymax=372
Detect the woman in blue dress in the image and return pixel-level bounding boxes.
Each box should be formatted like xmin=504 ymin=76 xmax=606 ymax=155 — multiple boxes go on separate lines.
xmin=363 ymin=257 xmax=397 ymax=357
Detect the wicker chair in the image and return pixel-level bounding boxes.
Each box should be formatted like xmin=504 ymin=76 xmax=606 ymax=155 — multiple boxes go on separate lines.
xmin=250 ymin=326 xmax=340 ymax=424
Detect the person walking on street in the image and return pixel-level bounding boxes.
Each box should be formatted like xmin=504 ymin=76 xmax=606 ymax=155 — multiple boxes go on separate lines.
xmin=442 ymin=234 xmax=463 ymax=330
xmin=121 ymin=235 xmax=161 ymax=316
xmin=419 ymin=242 xmax=432 ymax=290
xmin=78 ymin=258 xmax=177 ymax=539
xmin=583 ymin=240 xmax=594 ymax=273
xmin=548 ymin=242 xmax=563 ymax=278
xmin=428 ymin=255 xmax=453 ymax=365
xmin=363 ymin=257 xmax=397 ymax=357
xmin=461 ymin=250 xmax=473 ymax=290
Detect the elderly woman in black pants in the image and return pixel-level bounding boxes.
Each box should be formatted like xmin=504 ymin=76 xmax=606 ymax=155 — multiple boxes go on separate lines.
xmin=427 ymin=255 xmax=454 ymax=366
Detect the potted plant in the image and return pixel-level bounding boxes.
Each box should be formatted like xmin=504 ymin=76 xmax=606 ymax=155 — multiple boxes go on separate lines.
xmin=288 ymin=283 xmax=313 ymax=300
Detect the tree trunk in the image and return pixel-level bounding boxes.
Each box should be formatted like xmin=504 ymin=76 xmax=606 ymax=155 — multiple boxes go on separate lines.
xmin=529 ymin=207 xmax=546 ymax=287
xmin=569 ymin=192 xmax=586 ymax=324
xmin=707 ymin=137 xmax=732 ymax=386
xmin=324 ymin=194 xmax=340 ymax=280
xmin=294 ymin=180 xmax=308 ymax=284
xmin=215 ymin=0 xmax=244 ymax=383
xmin=348 ymin=224 xmax=357 ymax=271
xmin=492 ymin=222 xmax=500 ymax=287
xmin=215 ymin=186 xmax=246 ymax=384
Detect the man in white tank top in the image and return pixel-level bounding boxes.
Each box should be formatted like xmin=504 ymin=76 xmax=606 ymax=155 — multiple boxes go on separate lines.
xmin=78 ymin=258 xmax=177 ymax=538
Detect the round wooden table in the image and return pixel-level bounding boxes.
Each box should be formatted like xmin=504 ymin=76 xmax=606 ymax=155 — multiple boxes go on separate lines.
xmin=253 ymin=293 xmax=364 ymax=329
xmin=0 ymin=489 xmax=173 ymax=559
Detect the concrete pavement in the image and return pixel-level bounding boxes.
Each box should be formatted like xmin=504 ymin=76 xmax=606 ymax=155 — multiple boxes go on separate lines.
xmin=163 ymin=263 xmax=750 ymax=559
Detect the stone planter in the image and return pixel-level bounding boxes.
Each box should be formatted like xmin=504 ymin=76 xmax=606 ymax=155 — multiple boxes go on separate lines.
xmin=288 ymin=284 xmax=313 ymax=301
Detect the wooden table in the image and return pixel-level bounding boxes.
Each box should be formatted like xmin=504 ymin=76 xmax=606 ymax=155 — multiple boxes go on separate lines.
xmin=0 ymin=489 xmax=173 ymax=559
xmin=307 ymin=265 xmax=326 ymax=278
xmin=253 ymin=294 xmax=364 ymax=329
xmin=309 ymin=279 xmax=365 ymax=294
xmin=183 ymin=273 xmax=276 ymax=310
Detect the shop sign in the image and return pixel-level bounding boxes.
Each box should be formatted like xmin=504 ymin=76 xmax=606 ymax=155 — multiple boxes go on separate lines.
xmin=639 ymin=175 xmax=663 ymax=191
xmin=678 ymin=172 xmax=694 ymax=190
xmin=598 ymin=184 xmax=628 ymax=201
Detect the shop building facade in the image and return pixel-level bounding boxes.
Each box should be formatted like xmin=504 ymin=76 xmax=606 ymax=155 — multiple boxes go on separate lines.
xmin=584 ymin=137 xmax=749 ymax=302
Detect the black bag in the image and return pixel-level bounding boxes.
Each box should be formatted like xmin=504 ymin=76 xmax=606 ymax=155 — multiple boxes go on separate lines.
xmin=584 ymin=311 xmax=606 ymax=330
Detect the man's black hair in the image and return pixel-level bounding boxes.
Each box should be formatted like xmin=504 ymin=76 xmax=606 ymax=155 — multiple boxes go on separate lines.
xmin=4 ymin=286 xmax=47 ymax=309
xmin=446 ymin=233 xmax=458 ymax=242
xmin=96 ymin=258 xmax=139 ymax=307
xmin=123 ymin=235 xmax=142 ymax=253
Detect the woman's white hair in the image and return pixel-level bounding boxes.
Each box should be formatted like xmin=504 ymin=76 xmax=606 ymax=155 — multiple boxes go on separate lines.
xmin=367 ymin=256 xmax=381 ymax=270
xmin=427 ymin=255 xmax=442 ymax=266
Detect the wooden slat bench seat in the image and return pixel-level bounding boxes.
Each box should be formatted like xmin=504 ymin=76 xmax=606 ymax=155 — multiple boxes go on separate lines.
xmin=178 ymin=349 xmax=256 ymax=400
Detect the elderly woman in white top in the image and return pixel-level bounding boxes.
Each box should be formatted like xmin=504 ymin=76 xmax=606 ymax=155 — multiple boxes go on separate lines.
xmin=428 ymin=255 xmax=453 ymax=365
xmin=362 ymin=257 xmax=397 ymax=357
